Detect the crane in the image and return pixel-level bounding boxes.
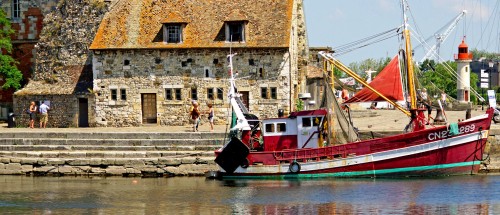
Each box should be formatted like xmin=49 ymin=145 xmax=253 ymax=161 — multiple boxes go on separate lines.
xmin=420 ymin=10 xmax=467 ymax=63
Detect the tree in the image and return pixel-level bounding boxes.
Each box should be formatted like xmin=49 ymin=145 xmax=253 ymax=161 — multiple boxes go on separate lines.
xmin=0 ymin=9 xmax=22 ymax=90
xmin=418 ymin=61 xmax=457 ymax=99
xmin=347 ymin=57 xmax=391 ymax=79
xmin=471 ymin=49 xmax=500 ymax=61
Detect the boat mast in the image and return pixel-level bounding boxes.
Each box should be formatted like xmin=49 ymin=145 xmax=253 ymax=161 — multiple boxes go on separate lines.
xmin=402 ymin=0 xmax=417 ymax=110
xmin=227 ymin=52 xmax=251 ymax=131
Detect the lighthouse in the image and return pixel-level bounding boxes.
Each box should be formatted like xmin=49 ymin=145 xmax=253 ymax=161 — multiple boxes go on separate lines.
xmin=455 ymin=39 xmax=473 ymax=103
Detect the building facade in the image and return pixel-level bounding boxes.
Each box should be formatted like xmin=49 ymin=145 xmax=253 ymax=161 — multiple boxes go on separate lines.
xmin=0 ymin=0 xmax=59 ymax=119
xmin=89 ymin=0 xmax=308 ymax=127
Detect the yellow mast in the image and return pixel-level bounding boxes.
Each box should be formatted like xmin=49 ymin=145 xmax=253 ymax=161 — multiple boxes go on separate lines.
xmin=403 ymin=1 xmax=417 ymax=110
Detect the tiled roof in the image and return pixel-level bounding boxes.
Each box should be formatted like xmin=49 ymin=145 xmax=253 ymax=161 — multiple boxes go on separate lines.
xmin=15 ymin=65 xmax=92 ymax=96
xmin=90 ymin=0 xmax=294 ymax=50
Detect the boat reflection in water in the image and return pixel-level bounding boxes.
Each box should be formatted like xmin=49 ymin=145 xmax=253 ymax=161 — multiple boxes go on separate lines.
xmin=1 ymin=176 xmax=499 ymax=214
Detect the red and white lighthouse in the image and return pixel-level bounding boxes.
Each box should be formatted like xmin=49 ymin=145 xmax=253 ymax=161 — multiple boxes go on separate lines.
xmin=455 ymin=39 xmax=473 ymax=103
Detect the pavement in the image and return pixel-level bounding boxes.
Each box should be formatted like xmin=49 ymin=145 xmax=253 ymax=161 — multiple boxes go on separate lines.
xmin=0 ymin=107 xmax=496 ymax=133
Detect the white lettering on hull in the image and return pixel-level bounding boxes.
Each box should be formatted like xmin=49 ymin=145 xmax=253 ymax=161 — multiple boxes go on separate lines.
xmin=427 ymin=124 xmax=475 ymax=141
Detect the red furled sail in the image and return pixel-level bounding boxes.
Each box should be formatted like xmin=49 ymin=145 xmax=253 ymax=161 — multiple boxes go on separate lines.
xmin=344 ymin=55 xmax=404 ymax=103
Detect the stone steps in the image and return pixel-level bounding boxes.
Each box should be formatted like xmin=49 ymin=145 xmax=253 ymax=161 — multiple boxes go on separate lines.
xmin=0 ymin=145 xmax=222 ymax=151
xmin=0 ymin=132 xmax=228 ymax=140
xmin=0 ymin=138 xmax=226 ymax=146
xmin=0 ymin=150 xmax=216 ymax=158
xmin=0 ymin=130 xmax=224 ymax=176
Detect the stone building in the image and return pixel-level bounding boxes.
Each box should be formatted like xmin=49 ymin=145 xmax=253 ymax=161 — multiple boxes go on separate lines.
xmin=0 ymin=0 xmax=59 ymax=119
xmin=12 ymin=0 xmax=109 ymax=128
xmin=89 ymin=0 xmax=308 ymax=127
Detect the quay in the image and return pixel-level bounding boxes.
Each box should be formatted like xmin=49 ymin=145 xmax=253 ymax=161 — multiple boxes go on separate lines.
xmin=1 ymin=109 xmax=500 ymax=177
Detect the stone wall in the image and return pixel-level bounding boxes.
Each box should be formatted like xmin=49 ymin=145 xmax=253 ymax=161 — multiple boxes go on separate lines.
xmin=14 ymin=94 xmax=79 ymax=128
xmin=92 ymin=48 xmax=293 ymax=127
xmin=12 ymin=0 xmax=109 ymax=127
xmin=0 ymin=157 xmax=216 ymax=177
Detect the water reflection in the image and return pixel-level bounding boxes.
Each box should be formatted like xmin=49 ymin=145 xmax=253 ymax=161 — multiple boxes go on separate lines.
xmin=0 ymin=175 xmax=499 ymax=214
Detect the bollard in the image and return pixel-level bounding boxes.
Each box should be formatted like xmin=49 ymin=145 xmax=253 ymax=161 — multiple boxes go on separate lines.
xmin=466 ymin=108 xmax=471 ymax=120
xmin=434 ymin=109 xmax=446 ymax=125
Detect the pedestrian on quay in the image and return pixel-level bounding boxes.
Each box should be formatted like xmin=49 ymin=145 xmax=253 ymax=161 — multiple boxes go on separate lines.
xmin=206 ymin=103 xmax=214 ymax=132
xmin=39 ymin=101 xmax=50 ymax=128
xmin=189 ymin=100 xmax=200 ymax=132
xmin=440 ymin=91 xmax=447 ymax=108
xmin=28 ymin=101 xmax=37 ymax=129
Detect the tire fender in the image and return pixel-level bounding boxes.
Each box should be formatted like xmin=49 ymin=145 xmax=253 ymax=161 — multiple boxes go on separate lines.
xmin=289 ymin=161 xmax=301 ymax=173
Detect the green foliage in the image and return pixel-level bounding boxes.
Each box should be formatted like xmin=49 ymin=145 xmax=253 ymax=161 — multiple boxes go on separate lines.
xmin=0 ymin=9 xmax=22 ymax=90
xmin=418 ymin=61 xmax=457 ymax=99
xmin=471 ymin=49 xmax=500 ymax=61
xmin=347 ymin=57 xmax=391 ymax=78
xmin=295 ymin=99 xmax=304 ymax=111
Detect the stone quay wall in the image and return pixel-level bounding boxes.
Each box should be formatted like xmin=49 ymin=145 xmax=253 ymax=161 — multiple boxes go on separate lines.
xmin=92 ymin=48 xmax=294 ymax=127
xmin=0 ymin=157 xmax=217 ymax=177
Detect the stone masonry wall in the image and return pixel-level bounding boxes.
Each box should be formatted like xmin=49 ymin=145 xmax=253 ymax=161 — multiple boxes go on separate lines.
xmin=14 ymin=95 xmax=78 ymax=128
xmin=92 ymin=48 xmax=293 ymax=127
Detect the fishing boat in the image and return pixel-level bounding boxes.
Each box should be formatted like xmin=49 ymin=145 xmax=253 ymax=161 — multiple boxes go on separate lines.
xmin=211 ymin=1 xmax=493 ymax=179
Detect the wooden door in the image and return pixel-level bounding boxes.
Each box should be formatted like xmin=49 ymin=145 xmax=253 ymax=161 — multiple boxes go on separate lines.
xmin=141 ymin=93 xmax=157 ymax=123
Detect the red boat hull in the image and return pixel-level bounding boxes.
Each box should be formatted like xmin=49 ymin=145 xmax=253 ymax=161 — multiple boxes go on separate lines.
xmin=215 ymin=109 xmax=493 ymax=178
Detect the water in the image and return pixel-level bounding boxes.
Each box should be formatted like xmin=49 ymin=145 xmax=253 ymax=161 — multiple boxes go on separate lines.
xmin=1 ymin=175 xmax=500 ymax=214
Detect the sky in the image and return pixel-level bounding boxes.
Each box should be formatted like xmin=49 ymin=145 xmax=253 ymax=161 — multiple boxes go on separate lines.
xmin=304 ymin=0 xmax=500 ymax=65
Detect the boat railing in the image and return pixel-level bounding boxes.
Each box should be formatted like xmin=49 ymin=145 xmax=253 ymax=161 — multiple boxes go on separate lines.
xmin=274 ymin=146 xmax=348 ymax=162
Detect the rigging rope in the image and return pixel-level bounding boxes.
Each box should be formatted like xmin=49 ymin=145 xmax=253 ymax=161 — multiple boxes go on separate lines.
xmin=331 ymin=27 xmax=402 ymax=56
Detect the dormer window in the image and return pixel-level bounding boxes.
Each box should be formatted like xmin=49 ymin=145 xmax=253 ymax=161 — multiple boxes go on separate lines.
xmin=225 ymin=21 xmax=245 ymax=42
xmin=163 ymin=24 xmax=183 ymax=43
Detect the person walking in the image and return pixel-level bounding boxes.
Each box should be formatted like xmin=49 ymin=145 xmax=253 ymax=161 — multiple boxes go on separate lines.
xmin=28 ymin=101 xmax=37 ymax=129
xmin=189 ymin=101 xmax=200 ymax=132
xmin=440 ymin=91 xmax=447 ymax=108
xmin=39 ymin=101 xmax=50 ymax=128
xmin=207 ymin=103 xmax=214 ymax=132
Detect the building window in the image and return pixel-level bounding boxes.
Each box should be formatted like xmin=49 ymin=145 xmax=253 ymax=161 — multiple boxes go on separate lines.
xmin=163 ymin=24 xmax=183 ymax=43
xmin=225 ymin=21 xmax=245 ymax=42
xmin=207 ymin=88 xmax=214 ymax=100
xmin=124 ymin=59 xmax=130 ymax=66
xmin=111 ymin=89 xmax=117 ymax=100
xmin=175 ymin=88 xmax=182 ymax=100
xmin=270 ymin=87 xmax=277 ymax=99
xmin=259 ymin=68 xmax=265 ymax=78
xmin=191 ymin=88 xmax=198 ymax=100
xmin=165 ymin=89 xmax=173 ymax=100
xmin=260 ymin=87 xmax=268 ymax=99
xmin=12 ymin=0 xmax=21 ymax=19
xmin=165 ymin=88 xmax=182 ymax=100
xmin=217 ymin=88 xmax=224 ymax=100
xmin=120 ymin=89 xmax=127 ymax=100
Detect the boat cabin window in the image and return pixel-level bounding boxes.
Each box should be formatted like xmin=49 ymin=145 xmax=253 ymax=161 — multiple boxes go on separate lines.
xmin=277 ymin=123 xmax=286 ymax=132
xmin=264 ymin=122 xmax=287 ymax=133
xmin=265 ymin=123 xmax=275 ymax=133
xmin=313 ymin=117 xmax=322 ymax=126
xmin=302 ymin=117 xmax=322 ymax=128
xmin=302 ymin=117 xmax=311 ymax=127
